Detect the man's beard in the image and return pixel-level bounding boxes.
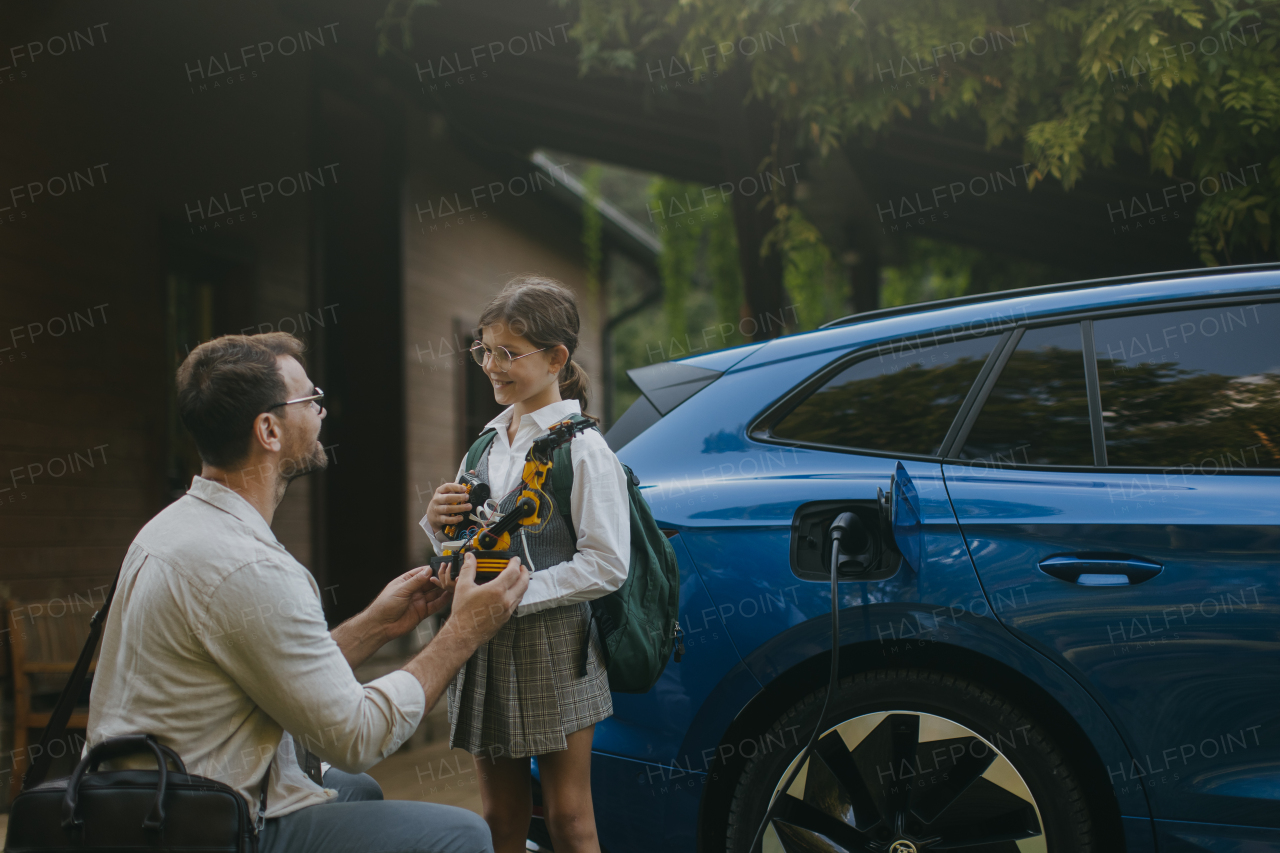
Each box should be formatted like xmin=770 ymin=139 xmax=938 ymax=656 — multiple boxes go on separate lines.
xmin=280 ymin=437 xmax=329 ymax=481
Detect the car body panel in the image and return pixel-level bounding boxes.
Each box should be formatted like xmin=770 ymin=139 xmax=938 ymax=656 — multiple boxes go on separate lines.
xmin=1123 ymin=816 xmax=1160 ymax=853
xmin=592 ymin=534 xmax=748 ymax=765
xmin=672 ymin=458 xmax=973 ymax=669
xmin=672 ymin=340 xmax=766 ymax=373
xmin=590 ymin=751 xmax=706 ymax=853
xmin=1154 ymin=818 xmax=1280 ymax=852
xmin=944 ymin=465 xmax=1280 ymax=828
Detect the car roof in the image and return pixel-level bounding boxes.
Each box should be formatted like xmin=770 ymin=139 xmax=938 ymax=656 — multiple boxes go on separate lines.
xmin=819 ymin=262 xmax=1280 ymax=330
xmin=722 ymin=263 xmax=1280 ymax=371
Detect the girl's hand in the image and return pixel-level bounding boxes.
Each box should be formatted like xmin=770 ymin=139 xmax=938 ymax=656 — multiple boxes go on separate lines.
xmin=427 ymin=483 xmax=472 ymax=534
xmin=431 ymin=556 xmax=458 ymax=593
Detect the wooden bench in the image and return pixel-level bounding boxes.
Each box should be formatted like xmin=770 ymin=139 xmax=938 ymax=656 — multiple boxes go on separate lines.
xmin=5 ymin=596 xmax=99 ymax=801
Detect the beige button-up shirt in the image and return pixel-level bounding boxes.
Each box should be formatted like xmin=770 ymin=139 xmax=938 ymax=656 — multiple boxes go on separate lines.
xmin=87 ymin=476 xmax=425 ymax=818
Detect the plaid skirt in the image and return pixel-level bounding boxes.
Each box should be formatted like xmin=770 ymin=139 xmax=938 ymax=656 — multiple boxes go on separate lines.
xmin=446 ymin=599 xmax=613 ymax=759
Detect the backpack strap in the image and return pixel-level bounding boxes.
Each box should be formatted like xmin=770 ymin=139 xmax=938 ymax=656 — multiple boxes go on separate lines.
xmin=464 ymin=427 xmax=499 ymax=475
xmin=545 ymin=413 xmax=612 ymax=678
xmin=549 ymin=414 xmax=598 ymax=529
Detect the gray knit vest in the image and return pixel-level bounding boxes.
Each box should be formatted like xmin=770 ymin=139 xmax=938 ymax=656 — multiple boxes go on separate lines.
xmin=475 ymin=441 xmax=577 ymax=574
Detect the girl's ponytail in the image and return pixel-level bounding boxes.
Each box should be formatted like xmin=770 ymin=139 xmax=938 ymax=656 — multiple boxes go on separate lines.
xmin=558 ymin=357 xmax=593 ymax=422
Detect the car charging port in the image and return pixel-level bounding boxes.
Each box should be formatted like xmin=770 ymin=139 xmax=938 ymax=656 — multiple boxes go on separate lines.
xmin=790 ymin=500 xmax=902 ymax=583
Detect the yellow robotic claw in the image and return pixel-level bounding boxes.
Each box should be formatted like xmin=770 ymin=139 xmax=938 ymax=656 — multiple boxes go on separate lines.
xmin=430 ymin=418 xmax=593 ymax=583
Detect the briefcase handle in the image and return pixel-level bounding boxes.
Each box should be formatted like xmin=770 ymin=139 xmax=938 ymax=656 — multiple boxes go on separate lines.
xmin=88 ymin=738 xmax=188 ymax=775
xmin=62 ymin=735 xmax=173 ymax=831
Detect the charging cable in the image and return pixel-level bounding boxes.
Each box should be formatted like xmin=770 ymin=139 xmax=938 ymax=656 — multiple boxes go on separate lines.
xmin=746 ymin=512 xmax=855 ymax=853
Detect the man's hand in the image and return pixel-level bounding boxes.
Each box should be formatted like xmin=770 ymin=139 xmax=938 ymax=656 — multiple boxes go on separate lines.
xmin=401 ymin=552 xmax=528 ymax=706
xmin=443 ymin=552 xmax=528 ymax=647
xmin=369 ymin=564 xmax=453 ymax=640
xmin=331 ymin=565 xmax=451 ymax=668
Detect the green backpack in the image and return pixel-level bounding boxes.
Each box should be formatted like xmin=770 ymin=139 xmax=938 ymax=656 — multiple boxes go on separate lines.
xmin=463 ymin=413 xmax=682 ymax=693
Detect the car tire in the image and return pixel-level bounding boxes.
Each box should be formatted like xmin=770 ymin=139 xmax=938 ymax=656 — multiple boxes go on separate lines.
xmin=725 ymin=668 xmax=1095 ymax=853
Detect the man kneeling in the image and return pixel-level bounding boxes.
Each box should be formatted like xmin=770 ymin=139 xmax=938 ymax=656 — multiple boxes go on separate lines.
xmin=87 ymin=332 xmax=528 ymax=853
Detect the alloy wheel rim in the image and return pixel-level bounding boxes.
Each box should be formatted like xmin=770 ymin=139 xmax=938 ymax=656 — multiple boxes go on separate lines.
xmin=763 ymin=710 xmax=1046 ymax=853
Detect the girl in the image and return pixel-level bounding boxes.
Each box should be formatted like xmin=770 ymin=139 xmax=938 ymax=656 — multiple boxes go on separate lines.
xmin=422 ymin=275 xmax=630 ymax=853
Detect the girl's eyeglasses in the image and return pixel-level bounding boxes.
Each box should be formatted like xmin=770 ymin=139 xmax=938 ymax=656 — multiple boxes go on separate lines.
xmin=266 ymin=387 xmax=325 ymax=413
xmin=469 ymin=342 xmax=547 ymax=373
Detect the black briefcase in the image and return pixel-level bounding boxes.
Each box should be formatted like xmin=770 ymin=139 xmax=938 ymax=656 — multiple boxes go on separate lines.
xmin=3 ymin=566 xmax=271 ymax=853
xmin=5 ymin=735 xmax=268 ymax=853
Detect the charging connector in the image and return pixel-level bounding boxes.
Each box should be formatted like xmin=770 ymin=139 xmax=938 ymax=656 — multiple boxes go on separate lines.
xmin=746 ymin=512 xmax=852 ymax=853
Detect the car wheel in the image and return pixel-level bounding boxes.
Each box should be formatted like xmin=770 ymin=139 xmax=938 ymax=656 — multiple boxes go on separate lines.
xmin=726 ymin=669 xmax=1094 ymax=853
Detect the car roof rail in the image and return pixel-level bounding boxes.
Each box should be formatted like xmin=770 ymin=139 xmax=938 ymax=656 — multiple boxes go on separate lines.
xmin=819 ymin=261 xmax=1280 ymax=330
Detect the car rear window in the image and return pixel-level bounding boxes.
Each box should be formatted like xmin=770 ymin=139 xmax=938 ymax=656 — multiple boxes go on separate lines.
xmin=959 ymin=323 xmax=1094 ymax=466
xmin=771 ymin=334 xmax=998 ymax=455
xmin=1094 ymin=302 xmax=1280 ymax=469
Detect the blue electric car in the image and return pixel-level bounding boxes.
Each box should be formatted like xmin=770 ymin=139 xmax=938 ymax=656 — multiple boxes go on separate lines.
xmin=536 ymin=265 xmax=1280 ymax=853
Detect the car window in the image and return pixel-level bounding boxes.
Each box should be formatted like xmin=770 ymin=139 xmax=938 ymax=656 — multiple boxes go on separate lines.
xmin=959 ymin=323 xmax=1093 ymax=466
xmin=1094 ymin=302 xmax=1280 ymax=469
xmin=771 ymin=333 xmax=998 ymax=456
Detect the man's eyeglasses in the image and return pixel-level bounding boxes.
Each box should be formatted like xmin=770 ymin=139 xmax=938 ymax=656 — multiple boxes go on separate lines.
xmin=469 ymin=342 xmax=547 ymax=373
xmin=267 ymin=387 xmax=325 ymax=413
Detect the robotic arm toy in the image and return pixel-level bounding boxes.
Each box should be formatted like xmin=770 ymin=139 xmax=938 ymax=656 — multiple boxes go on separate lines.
xmin=429 ymin=417 xmax=594 ymax=583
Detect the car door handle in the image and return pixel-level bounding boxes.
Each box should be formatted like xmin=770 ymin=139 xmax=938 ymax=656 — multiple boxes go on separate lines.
xmin=1037 ymin=554 xmax=1163 ymax=586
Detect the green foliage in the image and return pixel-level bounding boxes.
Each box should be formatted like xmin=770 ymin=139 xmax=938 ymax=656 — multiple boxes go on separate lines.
xmin=605 ymin=254 xmax=668 ymax=422
xmin=567 ymin=0 xmax=1280 ymax=265
xmin=650 ymin=177 xmax=744 ymax=343
xmin=652 ymin=178 xmax=844 ymax=338
xmin=881 ymin=241 xmax=979 ymax=307
xmin=376 ymin=0 xmax=438 ymax=54
xmin=652 ymin=178 xmax=699 ymax=342
xmin=582 ymin=163 xmax=605 ymax=300
xmin=707 ymin=204 xmax=743 ymax=334
xmin=881 ymin=237 xmax=1076 ymax=306
xmin=764 ymin=203 xmax=844 ymax=329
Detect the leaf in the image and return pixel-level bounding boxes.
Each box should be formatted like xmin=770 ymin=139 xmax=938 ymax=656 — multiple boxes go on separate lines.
xmin=552 ymin=0 xmax=1280 ymax=273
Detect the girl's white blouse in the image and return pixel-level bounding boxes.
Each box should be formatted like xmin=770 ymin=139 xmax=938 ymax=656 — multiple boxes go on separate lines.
xmin=420 ymin=398 xmax=631 ymax=617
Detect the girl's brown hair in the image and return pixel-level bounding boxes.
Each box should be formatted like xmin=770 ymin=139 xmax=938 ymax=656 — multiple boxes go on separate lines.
xmin=477 ymin=274 xmax=599 ymax=423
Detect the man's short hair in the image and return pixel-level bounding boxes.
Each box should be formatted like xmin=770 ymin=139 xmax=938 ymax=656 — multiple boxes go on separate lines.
xmin=176 ymin=332 xmax=306 ymax=468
